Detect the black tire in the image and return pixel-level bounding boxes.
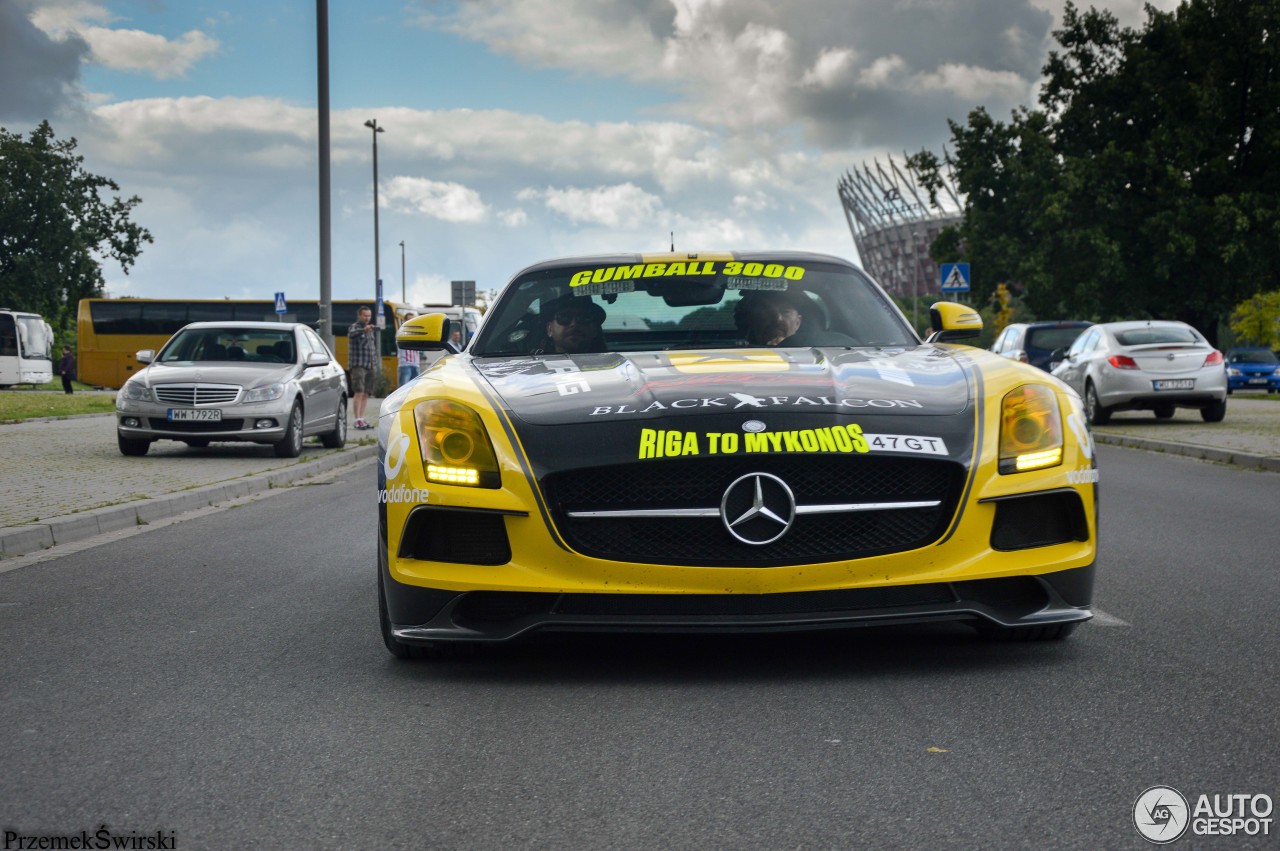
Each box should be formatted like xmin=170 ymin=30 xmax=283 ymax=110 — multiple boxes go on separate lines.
xmin=1153 ymin=404 xmax=1175 ymax=419
xmin=976 ymin=621 xmax=1079 ymax=642
xmin=1200 ymin=398 xmax=1227 ymax=423
xmin=319 ymin=397 xmax=347 ymax=449
xmin=1084 ymin=382 xmax=1111 ymax=426
xmin=183 ymin=438 xmax=211 ymax=448
xmin=1227 ymin=387 xmax=1233 ymax=395
xmin=377 ymin=529 xmax=472 ymax=659
xmin=117 ymin=433 xmax=151 ymax=456
xmin=273 ymin=402 xmax=304 ymax=458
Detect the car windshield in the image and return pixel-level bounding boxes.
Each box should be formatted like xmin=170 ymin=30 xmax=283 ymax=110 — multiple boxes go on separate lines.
xmin=1229 ymin=349 xmax=1278 ymax=364
xmin=158 ymin=328 xmax=297 ymax=364
xmin=1114 ymin=327 xmax=1199 ymax=346
xmin=471 ymin=257 xmax=916 ymax=356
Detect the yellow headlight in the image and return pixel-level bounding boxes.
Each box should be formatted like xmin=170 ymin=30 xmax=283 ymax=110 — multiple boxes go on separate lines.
xmin=413 ymin=399 xmax=500 ymax=488
xmin=999 ymin=385 xmax=1064 ymax=474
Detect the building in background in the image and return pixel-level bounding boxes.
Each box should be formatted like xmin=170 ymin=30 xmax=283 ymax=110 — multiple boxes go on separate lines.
xmin=837 ymin=155 xmax=963 ymax=303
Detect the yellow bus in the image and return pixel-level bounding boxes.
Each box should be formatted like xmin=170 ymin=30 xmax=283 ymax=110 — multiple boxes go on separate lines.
xmin=76 ymin=298 xmax=415 ymax=389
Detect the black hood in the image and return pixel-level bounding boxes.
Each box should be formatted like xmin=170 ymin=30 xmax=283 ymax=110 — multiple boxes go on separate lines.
xmin=469 ymin=347 xmax=980 ymax=472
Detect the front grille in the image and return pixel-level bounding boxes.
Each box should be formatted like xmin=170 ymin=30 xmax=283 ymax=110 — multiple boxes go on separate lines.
xmin=154 ymin=384 xmax=241 ymax=405
xmin=541 ymin=456 xmax=965 ymax=566
xmin=148 ymin=418 xmax=245 ymax=433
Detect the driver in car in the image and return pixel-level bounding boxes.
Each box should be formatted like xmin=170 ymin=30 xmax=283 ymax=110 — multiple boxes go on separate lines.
xmin=539 ymin=296 xmax=607 ymax=354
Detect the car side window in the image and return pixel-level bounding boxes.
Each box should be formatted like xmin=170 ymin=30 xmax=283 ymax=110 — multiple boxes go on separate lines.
xmin=302 ymin=328 xmax=329 ymax=359
xmin=992 ymin=328 xmax=1011 ymax=354
xmin=1068 ymin=329 xmax=1097 ymax=357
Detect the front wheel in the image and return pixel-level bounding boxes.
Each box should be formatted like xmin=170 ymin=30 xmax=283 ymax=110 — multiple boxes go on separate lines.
xmin=273 ymin=403 xmax=303 ymax=457
xmin=117 ymin=433 xmax=151 ymax=456
xmin=378 ymin=530 xmax=473 ymax=659
xmin=1200 ymin=398 xmax=1227 ymax=423
xmin=1085 ymin=383 xmax=1111 ymax=425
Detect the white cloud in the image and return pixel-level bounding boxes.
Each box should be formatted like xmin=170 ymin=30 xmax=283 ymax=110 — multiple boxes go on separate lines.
xmin=520 ymin=184 xmax=664 ymax=229
xmin=382 ymin=177 xmax=490 ymax=224
xmin=913 ymin=63 xmax=1032 ymax=102
xmin=80 ymin=26 xmax=218 ymax=79
xmin=27 ymin=0 xmax=219 ymax=79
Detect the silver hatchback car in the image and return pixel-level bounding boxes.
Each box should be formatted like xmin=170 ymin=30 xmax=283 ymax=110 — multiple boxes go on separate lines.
xmin=1051 ymin=320 xmax=1227 ymax=424
xmin=115 ymin=321 xmax=349 ymax=456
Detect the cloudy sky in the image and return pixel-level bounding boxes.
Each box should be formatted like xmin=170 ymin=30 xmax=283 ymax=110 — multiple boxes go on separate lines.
xmin=2 ymin=0 xmax=1176 ymax=307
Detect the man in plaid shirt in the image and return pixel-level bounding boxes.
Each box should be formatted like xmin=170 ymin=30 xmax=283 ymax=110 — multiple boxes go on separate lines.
xmin=347 ymin=305 xmax=379 ymax=429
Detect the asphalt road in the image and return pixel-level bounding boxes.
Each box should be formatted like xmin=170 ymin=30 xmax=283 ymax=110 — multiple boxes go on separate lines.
xmin=1 ymin=445 xmax=1277 ymax=849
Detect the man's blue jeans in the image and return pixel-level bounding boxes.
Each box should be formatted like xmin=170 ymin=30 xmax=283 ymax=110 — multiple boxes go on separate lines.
xmin=398 ymin=365 xmax=419 ymax=387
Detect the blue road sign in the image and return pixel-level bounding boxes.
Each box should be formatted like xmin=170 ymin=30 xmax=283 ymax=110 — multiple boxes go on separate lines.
xmin=274 ymin=292 xmax=287 ymax=314
xmin=940 ymin=263 xmax=971 ymax=293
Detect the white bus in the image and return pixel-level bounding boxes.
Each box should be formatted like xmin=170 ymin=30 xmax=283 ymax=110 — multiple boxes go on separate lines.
xmin=0 ymin=309 xmax=55 ymax=387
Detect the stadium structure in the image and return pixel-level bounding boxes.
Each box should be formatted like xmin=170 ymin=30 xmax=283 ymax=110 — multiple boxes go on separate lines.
xmin=837 ymin=154 xmax=964 ymax=303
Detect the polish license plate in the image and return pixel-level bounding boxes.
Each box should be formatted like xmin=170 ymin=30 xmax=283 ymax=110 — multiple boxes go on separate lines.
xmin=1248 ymin=378 xmax=1268 ymax=384
xmin=1153 ymin=379 xmax=1194 ymax=391
xmin=168 ymin=408 xmax=222 ymax=421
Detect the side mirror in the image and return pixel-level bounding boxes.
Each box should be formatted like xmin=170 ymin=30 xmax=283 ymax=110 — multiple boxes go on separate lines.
xmin=136 ymin=349 xmax=154 ymax=364
xmin=396 ymin=313 xmax=454 ymax=351
xmin=304 ymin=351 xmax=329 ymax=368
xmin=924 ymin=302 xmax=983 ymax=344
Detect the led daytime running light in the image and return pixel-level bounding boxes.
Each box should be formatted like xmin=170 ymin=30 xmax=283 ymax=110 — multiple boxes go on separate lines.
xmin=427 ymin=464 xmax=480 ymax=485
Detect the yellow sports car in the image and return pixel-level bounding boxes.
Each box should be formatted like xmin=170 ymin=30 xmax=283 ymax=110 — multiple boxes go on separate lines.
xmin=377 ymin=252 xmax=1097 ymax=657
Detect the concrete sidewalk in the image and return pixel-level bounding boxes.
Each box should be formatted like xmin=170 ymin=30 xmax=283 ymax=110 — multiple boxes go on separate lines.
xmin=1090 ymin=394 xmax=1280 ymax=472
xmin=0 ymin=401 xmax=381 ymax=557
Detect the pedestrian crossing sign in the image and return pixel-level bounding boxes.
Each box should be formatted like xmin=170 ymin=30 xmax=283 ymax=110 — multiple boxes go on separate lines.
xmin=940 ymin=263 xmax=970 ymax=293
xmin=274 ymin=292 xmax=287 ymax=314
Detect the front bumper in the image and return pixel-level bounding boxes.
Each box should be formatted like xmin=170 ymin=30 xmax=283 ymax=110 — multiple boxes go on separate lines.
xmin=116 ymin=398 xmax=292 ymax=442
xmin=382 ymin=564 xmax=1096 ymax=644
xmin=1227 ymin=373 xmax=1280 ymax=391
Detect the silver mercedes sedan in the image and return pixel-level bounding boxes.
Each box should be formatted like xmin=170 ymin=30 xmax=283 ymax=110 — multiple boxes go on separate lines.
xmin=115 ymin=321 xmax=349 ymax=456
xmin=1051 ymin=320 xmax=1227 ymax=424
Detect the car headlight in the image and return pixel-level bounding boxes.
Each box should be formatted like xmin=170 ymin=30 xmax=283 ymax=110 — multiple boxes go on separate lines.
xmin=413 ymin=399 xmax=500 ymax=488
xmin=243 ymin=382 xmax=286 ymax=403
xmin=120 ymin=382 xmax=151 ymax=402
xmin=1227 ymin=367 xmax=1242 ymax=376
xmin=999 ymin=385 xmax=1064 ymax=474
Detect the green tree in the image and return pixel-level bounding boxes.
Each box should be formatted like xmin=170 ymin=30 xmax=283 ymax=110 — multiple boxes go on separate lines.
xmin=0 ymin=121 xmax=152 ymax=331
xmin=911 ymin=0 xmax=1280 ymax=344
xmin=1229 ymin=290 xmax=1280 ymax=348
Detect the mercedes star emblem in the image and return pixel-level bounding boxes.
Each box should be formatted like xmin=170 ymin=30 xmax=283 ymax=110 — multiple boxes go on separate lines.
xmin=721 ymin=472 xmax=796 ymax=545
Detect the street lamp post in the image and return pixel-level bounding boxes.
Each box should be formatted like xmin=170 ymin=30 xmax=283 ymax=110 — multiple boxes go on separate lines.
xmin=399 ymin=240 xmax=406 ymax=303
xmin=364 ymin=118 xmax=384 ymax=357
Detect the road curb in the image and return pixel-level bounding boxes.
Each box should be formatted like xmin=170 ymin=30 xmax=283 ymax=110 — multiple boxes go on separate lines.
xmin=0 ymin=444 xmax=377 ymax=558
xmin=1092 ymin=432 xmax=1280 ymax=472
